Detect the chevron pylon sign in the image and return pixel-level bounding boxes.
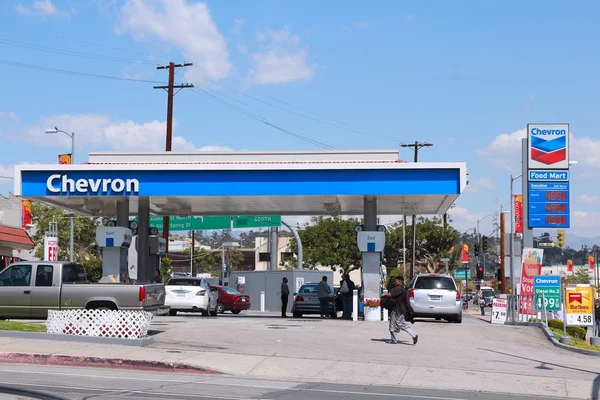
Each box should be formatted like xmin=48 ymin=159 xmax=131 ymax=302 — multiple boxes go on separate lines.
xmin=527 ymin=124 xmax=570 ymax=169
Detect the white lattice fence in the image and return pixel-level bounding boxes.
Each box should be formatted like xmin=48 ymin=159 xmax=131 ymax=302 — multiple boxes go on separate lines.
xmin=46 ymin=309 xmax=153 ymax=339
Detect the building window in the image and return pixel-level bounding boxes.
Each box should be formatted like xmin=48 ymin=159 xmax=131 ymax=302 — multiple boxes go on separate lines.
xmin=258 ymin=252 xmax=271 ymax=262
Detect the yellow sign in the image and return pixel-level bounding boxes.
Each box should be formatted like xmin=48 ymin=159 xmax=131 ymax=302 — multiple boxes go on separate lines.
xmin=58 ymin=154 xmax=72 ymax=164
xmin=565 ymin=285 xmax=594 ymax=326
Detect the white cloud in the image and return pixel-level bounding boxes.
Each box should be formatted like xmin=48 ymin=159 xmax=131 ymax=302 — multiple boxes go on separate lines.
xmin=577 ymin=194 xmax=600 ymax=204
xmin=342 ymin=20 xmax=371 ymax=32
xmin=570 ymin=211 xmax=600 ymax=237
xmin=248 ymin=26 xmax=316 ymax=86
xmin=464 ymin=176 xmax=496 ymax=193
xmin=477 ymin=128 xmax=600 ymax=171
xmin=25 ymin=113 xmax=227 ymax=153
xmin=16 ymin=0 xmax=70 ymax=18
xmin=115 ymin=0 xmax=231 ymax=82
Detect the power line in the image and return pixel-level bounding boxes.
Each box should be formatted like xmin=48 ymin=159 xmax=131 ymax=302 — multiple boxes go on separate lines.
xmin=190 ymin=75 xmax=400 ymax=142
xmin=0 ymin=38 xmax=159 ymax=65
xmin=0 ymin=59 xmax=166 ymax=84
xmin=194 ymin=88 xmax=336 ymax=150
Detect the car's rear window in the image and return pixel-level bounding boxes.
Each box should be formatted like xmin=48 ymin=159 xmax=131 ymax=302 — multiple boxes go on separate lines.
xmin=482 ymin=289 xmax=494 ymax=297
xmin=222 ymin=286 xmax=240 ymax=295
xmin=414 ymin=276 xmax=456 ymax=290
xmin=62 ymin=263 xmax=87 ymax=283
xmin=167 ymin=279 xmax=201 ymax=286
xmin=298 ymin=284 xmax=318 ymax=293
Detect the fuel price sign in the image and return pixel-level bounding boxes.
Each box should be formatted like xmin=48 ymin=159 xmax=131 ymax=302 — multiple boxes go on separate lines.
xmin=533 ymin=275 xmax=561 ymax=311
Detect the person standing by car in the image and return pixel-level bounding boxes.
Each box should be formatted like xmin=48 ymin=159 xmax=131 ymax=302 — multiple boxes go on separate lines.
xmin=594 ymin=298 xmax=600 ymax=336
xmin=153 ymin=269 xmax=162 ymax=283
xmin=340 ymin=274 xmax=356 ymax=319
xmin=382 ymin=276 xmax=418 ymax=345
xmin=317 ymin=276 xmax=330 ymax=318
xmin=281 ymin=277 xmax=290 ymax=318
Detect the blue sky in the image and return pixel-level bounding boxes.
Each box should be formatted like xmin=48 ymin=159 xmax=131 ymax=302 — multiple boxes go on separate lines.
xmin=0 ymin=0 xmax=599 ymax=239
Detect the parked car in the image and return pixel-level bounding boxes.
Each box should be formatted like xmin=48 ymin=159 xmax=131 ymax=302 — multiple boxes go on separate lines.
xmin=408 ymin=273 xmax=462 ymax=323
xmin=291 ymin=283 xmax=337 ymax=318
xmin=0 ymin=261 xmax=168 ymax=319
xmin=480 ymin=287 xmax=495 ymax=307
xmin=212 ymin=285 xmax=250 ymax=314
xmin=165 ymin=277 xmax=218 ymax=316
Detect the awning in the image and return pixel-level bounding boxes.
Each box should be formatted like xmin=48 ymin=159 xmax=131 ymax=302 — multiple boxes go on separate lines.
xmin=0 ymin=225 xmax=35 ymax=250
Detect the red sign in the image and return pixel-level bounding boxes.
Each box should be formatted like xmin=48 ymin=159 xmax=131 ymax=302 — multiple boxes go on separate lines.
xmin=514 ymin=195 xmax=523 ymax=234
xmin=567 ymin=259 xmax=573 ymax=272
xmin=21 ymin=200 xmax=32 ymax=229
xmin=461 ymin=244 xmax=469 ymax=263
xmin=519 ymin=248 xmax=543 ymax=315
xmin=589 ymin=256 xmax=595 ymax=270
xmin=568 ymin=292 xmax=583 ymax=304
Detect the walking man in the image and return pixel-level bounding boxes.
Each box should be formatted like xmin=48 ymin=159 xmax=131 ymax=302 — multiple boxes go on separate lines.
xmin=281 ymin=277 xmax=290 ymax=318
xmin=382 ymin=276 xmax=418 ymax=345
xmin=317 ymin=276 xmax=330 ymax=318
xmin=594 ymin=298 xmax=600 ymax=336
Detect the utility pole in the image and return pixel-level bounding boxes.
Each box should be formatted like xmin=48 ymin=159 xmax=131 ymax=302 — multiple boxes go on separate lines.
xmin=499 ymin=211 xmax=507 ymax=293
xmin=400 ymin=141 xmax=433 ymax=280
xmin=154 ymin=62 xmax=194 ymax=254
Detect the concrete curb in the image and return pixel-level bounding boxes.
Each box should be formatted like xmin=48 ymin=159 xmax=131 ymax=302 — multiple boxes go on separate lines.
xmin=507 ymin=321 xmax=600 ymax=357
xmin=0 ymin=330 xmax=152 ymax=347
xmin=0 ymin=352 xmax=221 ymax=374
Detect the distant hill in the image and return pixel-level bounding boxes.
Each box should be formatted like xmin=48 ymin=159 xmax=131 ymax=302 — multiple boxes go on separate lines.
xmin=567 ymin=234 xmax=600 ymax=250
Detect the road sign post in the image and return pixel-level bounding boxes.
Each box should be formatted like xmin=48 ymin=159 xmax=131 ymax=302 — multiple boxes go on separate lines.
xmin=533 ymin=275 xmax=561 ymax=312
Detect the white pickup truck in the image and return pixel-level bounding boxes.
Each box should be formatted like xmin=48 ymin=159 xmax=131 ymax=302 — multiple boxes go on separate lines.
xmin=0 ymin=261 xmax=168 ymax=319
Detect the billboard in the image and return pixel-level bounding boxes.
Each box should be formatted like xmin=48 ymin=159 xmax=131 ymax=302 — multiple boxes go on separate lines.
xmin=518 ymin=248 xmax=544 ymax=315
xmin=514 ymin=195 xmax=523 ymax=233
xmin=565 ymin=285 xmax=594 ymax=326
xmin=461 ymin=244 xmax=469 ymax=263
xmin=527 ymin=123 xmax=569 ymax=169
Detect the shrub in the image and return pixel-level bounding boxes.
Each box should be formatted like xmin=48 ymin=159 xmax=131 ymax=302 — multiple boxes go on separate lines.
xmin=547 ymin=318 xmax=587 ymax=340
xmin=160 ymin=256 xmax=173 ymax=283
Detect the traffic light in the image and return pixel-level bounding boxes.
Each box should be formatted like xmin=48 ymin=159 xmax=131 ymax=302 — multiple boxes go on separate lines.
xmin=474 ymin=243 xmax=480 ymax=256
xmin=482 ymin=236 xmax=488 ymax=252
xmin=557 ymin=229 xmax=566 ymax=248
xmin=476 ymin=265 xmax=484 ymax=279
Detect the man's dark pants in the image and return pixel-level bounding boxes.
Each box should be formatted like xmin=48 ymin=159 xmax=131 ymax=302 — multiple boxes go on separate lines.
xmin=281 ymin=294 xmax=288 ymax=317
xmin=319 ymin=297 xmax=328 ymax=317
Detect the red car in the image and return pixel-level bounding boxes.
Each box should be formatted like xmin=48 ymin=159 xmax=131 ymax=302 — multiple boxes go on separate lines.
xmin=212 ymin=285 xmax=251 ymax=314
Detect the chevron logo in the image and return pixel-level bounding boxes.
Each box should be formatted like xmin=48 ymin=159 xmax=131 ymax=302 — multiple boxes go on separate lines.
xmin=530 ymin=135 xmax=567 ymax=165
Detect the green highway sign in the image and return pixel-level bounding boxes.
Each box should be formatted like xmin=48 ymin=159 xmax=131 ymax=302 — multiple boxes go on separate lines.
xmin=533 ymin=275 xmax=561 ymax=311
xmin=149 ymin=216 xmax=231 ymax=231
xmin=453 ymin=269 xmax=471 ymax=280
xmin=137 ymin=215 xmax=282 ymax=231
xmin=233 ymin=216 xmax=281 ymax=228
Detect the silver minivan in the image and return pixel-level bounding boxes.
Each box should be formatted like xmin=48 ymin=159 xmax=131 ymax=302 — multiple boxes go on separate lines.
xmin=408 ymin=274 xmax=462 ymax=323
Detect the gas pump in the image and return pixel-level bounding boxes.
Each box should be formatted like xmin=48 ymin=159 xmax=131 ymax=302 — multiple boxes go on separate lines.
xmin=127 ymin=226 xmax=165 ymax=282
xmin=96 ymin=227 xmax=132 ymax=283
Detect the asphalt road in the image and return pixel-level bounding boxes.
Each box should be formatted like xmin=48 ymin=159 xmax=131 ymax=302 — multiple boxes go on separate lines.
xmin=0 ymin=364 xmax=569 ymax=400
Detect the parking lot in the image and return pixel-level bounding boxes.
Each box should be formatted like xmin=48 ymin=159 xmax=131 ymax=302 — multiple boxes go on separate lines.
xmin=147 ymin=310 xmax=600 ymax=382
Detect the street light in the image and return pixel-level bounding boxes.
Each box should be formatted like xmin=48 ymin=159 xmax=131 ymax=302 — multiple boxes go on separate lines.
xmin=45 ymin=126 xmax=76 ymax=262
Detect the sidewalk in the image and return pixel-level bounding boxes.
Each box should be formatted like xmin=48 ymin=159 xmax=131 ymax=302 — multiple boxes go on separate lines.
xmin=0 ymin=314 xmax=598 ymax=399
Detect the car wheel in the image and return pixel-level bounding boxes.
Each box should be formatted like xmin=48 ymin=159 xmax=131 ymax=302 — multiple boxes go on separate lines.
xmin=231 ymin=310 xmax=241 ymax=315
xmin=201 ymin=308 xmax=209 ymax=317
xmin=454 ymin=315 xmax=462 ymax=323
xmin=293 ymin=312 xmax=302 ymax=318
xmin=169 ymin=310 xmax=177 ymax=316
xmin=216 ymin=302 xmax=225 ymax=314
xmin=209 ymin=307 xmax=218 ymax=316
xmin=329 ymin=312 xmax=337 ymax=319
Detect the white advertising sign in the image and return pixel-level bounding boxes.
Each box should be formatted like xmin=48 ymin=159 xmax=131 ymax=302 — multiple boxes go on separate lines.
xmin=43 ymin=236 xmax=58 ymax=261
xmin=527 ymin=123 xmax=569 ymax=170
xmin=491 ymin=298 xmax=508 ymax=324
xmin=357 ymin=231 xmax=385 ymax=252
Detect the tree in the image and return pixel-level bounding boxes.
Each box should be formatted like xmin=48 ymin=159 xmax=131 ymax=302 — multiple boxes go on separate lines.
xmin=288 ymin=216 xmax=361 ymax=274
xmin=82 ymin=257 xmax=103 ymax=283
xmin=160 ymin=256 xmax=173 ymax=283
xmin=30 ymin=202 xmax=102 ymax=262
xmin=564 ymin=267 xmax=591 ymax=285
xmin=181 ymin=246 xmax=218 ymax=275
xmin=384 ymin=216 xmax=460 ymax=277
xmin=215 ymin=248 xmax=245 ymax=271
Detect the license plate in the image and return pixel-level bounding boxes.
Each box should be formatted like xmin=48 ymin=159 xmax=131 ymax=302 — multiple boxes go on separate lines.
xmin=429 ymin=295 xmax=442 ymax=301
xmin=175 ymin=293 xmax=186 ymax=297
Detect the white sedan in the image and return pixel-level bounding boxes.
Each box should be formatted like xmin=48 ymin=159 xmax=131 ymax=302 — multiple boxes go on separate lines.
xmin=164 ymin=277 xmax=218 ymax=317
